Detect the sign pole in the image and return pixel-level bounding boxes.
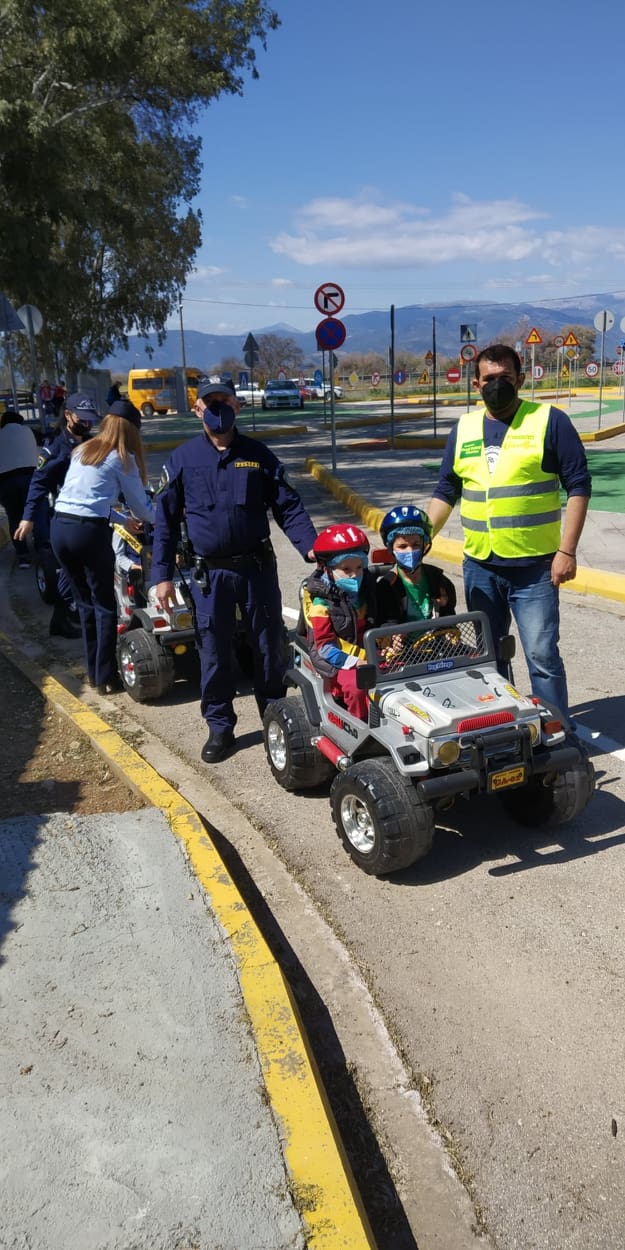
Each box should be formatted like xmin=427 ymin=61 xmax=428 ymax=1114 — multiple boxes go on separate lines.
xmin=329 ymin=350 xmax=337 ymax=473
xmin=25 ymin=307 xmax=45 ymax=433
xmin=465 ymin=359 xmax=471 ymax=413
xmin=598 ymin=323 xmax=606 ymax=430
xmin=531 ymin=343 xmax=535 ymax=400
xmin=432 ymin=315 xmax=437 ymax=438
xmin=568 ymin=357 xmax=572 ymax=409
xmin=389 ymin=304 xmax=395 ymax=448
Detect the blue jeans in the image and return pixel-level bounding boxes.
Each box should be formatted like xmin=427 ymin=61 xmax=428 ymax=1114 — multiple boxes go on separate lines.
xmin=463 ymin=557 xmax=569 ymax=717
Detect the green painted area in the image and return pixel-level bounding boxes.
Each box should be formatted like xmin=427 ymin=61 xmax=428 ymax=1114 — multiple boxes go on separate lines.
xmin=584 ymin=451 xmax=625 ymax=513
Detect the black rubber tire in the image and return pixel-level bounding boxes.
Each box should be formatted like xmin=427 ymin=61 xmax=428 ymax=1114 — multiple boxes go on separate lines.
xmin=330 ymin=757 xmax=434 ymax=876
xmin=117 ymin=629 xmax=175 ymax=701
xmin=34 ymin=549 xmax=58 ymax=604
xmin=263 ymin=697 xmax=333 ymax=791
xmin=141 ymin=402 xmax=155 ymax=418
xmin=499 ymin=740 xmax=595 ymax=827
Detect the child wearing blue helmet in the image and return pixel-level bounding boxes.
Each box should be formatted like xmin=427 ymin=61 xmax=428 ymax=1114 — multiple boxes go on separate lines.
xmin=376 ymin=505 xmax=457 ymax=623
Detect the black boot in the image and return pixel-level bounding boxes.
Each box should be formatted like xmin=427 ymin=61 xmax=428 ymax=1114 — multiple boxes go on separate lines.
xmin=201 ymin=729 xmax=235 ymax=764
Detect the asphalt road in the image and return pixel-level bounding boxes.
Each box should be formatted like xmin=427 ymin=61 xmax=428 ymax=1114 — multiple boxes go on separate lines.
xmin=4 ymin=434 xmax=625 ymax=1250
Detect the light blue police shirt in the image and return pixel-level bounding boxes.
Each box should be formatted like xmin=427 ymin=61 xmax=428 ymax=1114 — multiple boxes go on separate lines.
xmin=54 ymin=449 xmax=154 ymax=524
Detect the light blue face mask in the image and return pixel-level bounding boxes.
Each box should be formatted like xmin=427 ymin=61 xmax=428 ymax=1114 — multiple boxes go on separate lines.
xmin=395 ymin=548 xmax=424 ymax=572
xmin=333 ymin=573 xmax=362 ymax=597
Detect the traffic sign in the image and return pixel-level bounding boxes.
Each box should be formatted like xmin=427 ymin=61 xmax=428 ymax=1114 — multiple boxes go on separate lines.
xmin=243 ymin=331 xmax=259 ymax=368
xmin=418 ymin=370 xmax=429 ymax=384
xmin=394 ymin=369 xmax=406 ymax=385
xmin=585 ymin=362 xmax=599 ymax=378
xmin=425 ymin=350 xmax=434 ymax=363
xmin=566 ymin=348 xmax=577 ymax=360
xmin=238 ymin=371 xmax=248 ymax=387
xmin=553 ymin=335 xmax=565 ymax=348
xmin=18 ymin=304 xmax=43 ymax=336
xmin=460 ymin=324 xmax=477 ymax=342
xmin=613 ymin=361 xmax=624 ymax=375
xmin=314 ymin=282 xmax=345 ymax=316
xmin=371 ymin=371 xmax=381 ymax=387
xmin=525 ymin=327 xmax=542 ymax=345
xmin=447 ymin=366 xmax=461 ymax=383
xmin=315 ymin=317 xmax=346 ymax=351
xmin=349 ymin=371 xmax=359 ymax=386
xmin=313 ymin=369 xmax=323 ymax=386
xmin=533 ymin=364 xmax=544 ymax=380
xmin=617 ymin=345 xmax=624 ymax=356
xmin=562 ymin=331 xmax=579 ymax=347
xmin=0 ymin=294 xmax=24 ymax=333
xmin=561 ymin=364 xmax=569 ymax=378
xmin=594 ymin=309 xmax=615 ymax=333
xmin=460 ymin=343 xmax=478 ymax=363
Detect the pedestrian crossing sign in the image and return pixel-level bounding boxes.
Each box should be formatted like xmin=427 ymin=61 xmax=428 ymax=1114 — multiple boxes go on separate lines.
xmin=525 ymin=327 xmax=542 ymax=345
xmin=460 ymin=324 xmax=477 ymax=342
xmin=563 ymin=331 xmax=579 ymax=347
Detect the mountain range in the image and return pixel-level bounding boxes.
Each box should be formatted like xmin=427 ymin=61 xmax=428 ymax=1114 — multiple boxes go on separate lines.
xmin=101 ymin=294 xmax=625 ymax=373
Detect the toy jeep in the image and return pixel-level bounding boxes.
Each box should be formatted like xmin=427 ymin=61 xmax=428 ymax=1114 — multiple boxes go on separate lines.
xmin=262 ymin=611 xmax=594 ymax=876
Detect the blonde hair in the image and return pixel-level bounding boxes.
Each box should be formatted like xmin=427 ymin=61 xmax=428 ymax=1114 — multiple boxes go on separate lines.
xmin=75 ymin=414 xmax=148 ymax=484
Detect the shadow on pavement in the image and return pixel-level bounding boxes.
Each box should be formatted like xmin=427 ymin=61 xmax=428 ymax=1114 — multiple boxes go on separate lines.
xmin=198 ymin=811 xmax=418 ymax=1250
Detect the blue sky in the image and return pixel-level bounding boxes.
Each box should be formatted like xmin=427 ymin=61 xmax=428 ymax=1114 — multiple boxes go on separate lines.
xmin=175 ymin=0 xmax=625 ymax=337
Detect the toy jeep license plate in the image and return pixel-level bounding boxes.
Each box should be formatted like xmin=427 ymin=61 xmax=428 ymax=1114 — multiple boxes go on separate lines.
xmin=488 ymin=764 xmax=526 ymax=793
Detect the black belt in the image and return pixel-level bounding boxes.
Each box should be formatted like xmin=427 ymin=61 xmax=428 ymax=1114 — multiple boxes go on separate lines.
xmin=54 ymin=512 xmax=110 ymax=526
xmin=194 ymin=539 xmax=274 ymax=572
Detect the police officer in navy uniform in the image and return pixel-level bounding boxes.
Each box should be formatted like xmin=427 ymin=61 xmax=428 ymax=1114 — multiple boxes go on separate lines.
xmin=14 ymin=392 xmax=100 ymax=636
xmin=151 ymin=379 xmax=317 ymax=763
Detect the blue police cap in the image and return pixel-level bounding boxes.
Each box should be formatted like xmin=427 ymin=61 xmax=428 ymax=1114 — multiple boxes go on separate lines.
xmin=108 ymin=399 xmax=142 ymax=429
xmin=65 ymin=392 xmax=100 ymax=423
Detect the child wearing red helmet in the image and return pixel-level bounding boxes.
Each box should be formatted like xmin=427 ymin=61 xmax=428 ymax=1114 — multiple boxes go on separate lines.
xmin=306 ymin=523 xmax=379 ymax=720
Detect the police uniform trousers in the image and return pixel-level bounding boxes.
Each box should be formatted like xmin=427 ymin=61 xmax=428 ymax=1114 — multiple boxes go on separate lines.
xmin=190 ymin=562 xmax=286 ymax=733
xmin=33 ymin=496 xmax=76 ymax=611
xmin=51 ymin=514 xmax=118 ymax=686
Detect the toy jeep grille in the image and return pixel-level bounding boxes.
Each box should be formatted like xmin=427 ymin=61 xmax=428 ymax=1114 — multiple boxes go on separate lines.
xmin=365 ymin=612 xmax=495 ymax=679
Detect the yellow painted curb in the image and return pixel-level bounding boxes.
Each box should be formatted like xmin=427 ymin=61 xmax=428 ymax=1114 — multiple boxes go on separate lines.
xmin=304 ymin=457 xmax=625 ymax=605
xmin=581 ymin=422 xmax=625 ymax=442
xmin=0 ymin=635 xmax=376 ymax=1250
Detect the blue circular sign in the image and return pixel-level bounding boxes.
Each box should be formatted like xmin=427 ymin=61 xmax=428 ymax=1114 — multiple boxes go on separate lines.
xmin=315 ymin=317 xmax=346 ymax=351
xmin=394 ymin=369 xmax=406 ymax=385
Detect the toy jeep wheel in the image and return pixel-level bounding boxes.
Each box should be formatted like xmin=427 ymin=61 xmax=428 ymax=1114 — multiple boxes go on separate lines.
xmin=331 ymin=758 xmax=434 ymax=876
xmin=500 ymin=741 xmax=595 ymax=827
xmin=117 ymin=629 xmax=175 ymax=702
xmin=34 ymin=549 xmax=58 ymax=604
xmin=263 ymin=697 xmax=333 ymax=791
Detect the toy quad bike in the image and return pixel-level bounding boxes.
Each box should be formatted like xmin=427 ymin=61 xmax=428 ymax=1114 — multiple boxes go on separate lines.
xmin=262 ymin=611 xmax=594 ymax=877
xmin=113 ymin=519 xmax=259 ymax=702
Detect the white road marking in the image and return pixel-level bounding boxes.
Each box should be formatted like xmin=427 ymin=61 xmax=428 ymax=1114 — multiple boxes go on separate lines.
xmin=283 ymin=606 xmax=298 ymax=620
xmin=576 ymin=722 xmax=625 ymax=763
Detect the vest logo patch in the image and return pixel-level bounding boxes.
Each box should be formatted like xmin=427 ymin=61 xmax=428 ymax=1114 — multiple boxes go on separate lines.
xmin=459 ymin=438 xmax=483 ymax=459
xmin=235 ymin=460 xmax=260 ymax=469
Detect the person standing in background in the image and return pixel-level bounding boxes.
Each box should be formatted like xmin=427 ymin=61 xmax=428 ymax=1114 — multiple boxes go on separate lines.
xmin=50 ymin=400 xmax=154 ymax=694
xmin=0 ymin=406 xmax=38 ymax=567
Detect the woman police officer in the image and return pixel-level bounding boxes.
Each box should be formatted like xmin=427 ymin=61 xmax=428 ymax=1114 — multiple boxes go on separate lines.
xmin=50 ymin=399 xmax=154 ymax=694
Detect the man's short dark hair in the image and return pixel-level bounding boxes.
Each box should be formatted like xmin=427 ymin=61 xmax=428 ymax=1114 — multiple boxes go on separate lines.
xmin=474 ymin=344 xmax=522 ymax=380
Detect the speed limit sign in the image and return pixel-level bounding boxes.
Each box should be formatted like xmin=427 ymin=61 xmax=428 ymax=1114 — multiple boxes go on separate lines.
xmin=585 ymin=362 xmax=599 ymax=378
xmin=459 ymin=343 xmax=478 ymax=363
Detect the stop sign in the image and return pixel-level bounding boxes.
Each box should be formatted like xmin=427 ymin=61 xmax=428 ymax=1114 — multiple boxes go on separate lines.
xmin=447 ymin=367 xmax=461 ymax=383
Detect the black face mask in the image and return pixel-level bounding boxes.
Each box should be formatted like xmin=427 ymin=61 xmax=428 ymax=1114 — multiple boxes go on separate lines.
xmin=481 ymin=376 xmax=517 ymax=416
xmin=71 ymin=421 xmax=91 ymax=438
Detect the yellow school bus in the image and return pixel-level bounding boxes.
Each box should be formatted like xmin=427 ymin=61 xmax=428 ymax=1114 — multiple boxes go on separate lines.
xmin=126 ymin=368 xmax=201 ymax=417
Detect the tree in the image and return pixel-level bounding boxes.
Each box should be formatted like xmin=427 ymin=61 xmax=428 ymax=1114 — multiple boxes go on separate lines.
xmin=0 ymin=0 xmax=279 ymax=377
xmin=256 ymin=334 xmax=305 ymax=378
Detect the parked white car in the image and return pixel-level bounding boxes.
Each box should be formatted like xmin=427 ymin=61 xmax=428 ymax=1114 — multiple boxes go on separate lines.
xmin=235 ymin=382 xmax=264 ymax=406
xmin=262 ymin=379 xmax=304 ymax=410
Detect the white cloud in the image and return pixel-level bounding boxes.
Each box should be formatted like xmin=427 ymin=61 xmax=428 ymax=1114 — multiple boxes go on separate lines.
xmin=229 ymin=195 xmax=248 ymax=208
xmin=270 ymin=192 xmax=625 ymax=274
xmin=189 ymin=264 xmax=225 ymax=281
xmin=271 ymin=277 xmax=294 ymax=288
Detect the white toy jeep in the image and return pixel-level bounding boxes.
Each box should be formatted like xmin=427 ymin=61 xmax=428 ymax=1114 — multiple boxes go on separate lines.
xmin=262 ymin=610 xmax=594 ymax=876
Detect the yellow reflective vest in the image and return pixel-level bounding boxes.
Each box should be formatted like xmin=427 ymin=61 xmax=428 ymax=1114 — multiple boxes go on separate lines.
xmin=453 ymin=402 xmax=561 ymax=560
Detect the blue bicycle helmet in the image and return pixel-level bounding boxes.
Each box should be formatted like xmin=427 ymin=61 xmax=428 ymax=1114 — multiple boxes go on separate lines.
xmin=380 ymin=505 xmax=432 ymax=553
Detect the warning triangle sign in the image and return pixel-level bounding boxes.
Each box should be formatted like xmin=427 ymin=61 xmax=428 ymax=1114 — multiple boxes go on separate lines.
xmin=419 ymin=370 xmax=430 ymax=384
xmin=561 ymin=363 xmax=569 ymax=377
xmin=563 ymin=331 xmax=579 ymax=347
xmin=525 ymin=327 xmax=542 ymax=345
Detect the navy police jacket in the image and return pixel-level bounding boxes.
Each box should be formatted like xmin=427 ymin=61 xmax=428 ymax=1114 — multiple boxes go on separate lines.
xmin=23 ymin=426 xmax=87 ymax=522
xmin=151 ymin=428 xmax=317 ymax=582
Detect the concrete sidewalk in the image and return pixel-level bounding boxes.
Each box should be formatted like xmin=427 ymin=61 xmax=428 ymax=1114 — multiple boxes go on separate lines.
xmin=0 ymin=644 xmax=376 ymax=1250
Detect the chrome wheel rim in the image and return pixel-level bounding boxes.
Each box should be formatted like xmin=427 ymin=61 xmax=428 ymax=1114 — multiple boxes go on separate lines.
xmin=267 ymin=720 xmax=287 ymax=770
xmin=340 ymin=795 xmax=375 ymax=854
xmin=119 ymin=646 xmax=137 ymax=688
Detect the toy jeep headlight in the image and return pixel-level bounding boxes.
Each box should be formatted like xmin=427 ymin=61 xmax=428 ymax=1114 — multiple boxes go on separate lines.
xmin=430 ymin=738 xmax=461 ymax=768
xmin=172 ymin=608 xmax=193 ymax=630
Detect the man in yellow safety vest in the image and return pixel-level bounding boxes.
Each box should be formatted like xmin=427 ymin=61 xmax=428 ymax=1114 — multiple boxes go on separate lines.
xmin=427 ymin=343 xmax=591 ymax=721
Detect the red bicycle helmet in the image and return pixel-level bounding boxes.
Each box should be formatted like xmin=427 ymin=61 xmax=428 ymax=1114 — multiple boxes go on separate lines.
xmin=312 ymin=523 xmax=370 ymax=564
